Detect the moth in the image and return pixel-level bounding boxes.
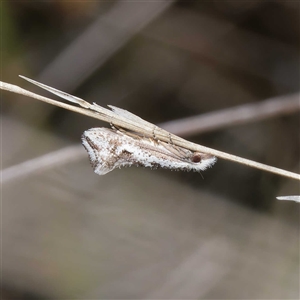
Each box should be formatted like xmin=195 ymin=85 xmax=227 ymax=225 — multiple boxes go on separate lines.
xmin=82 ymin=127 xmax=216 ymax=175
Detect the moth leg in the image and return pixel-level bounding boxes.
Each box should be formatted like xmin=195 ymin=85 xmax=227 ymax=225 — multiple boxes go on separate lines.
xmin=118 ymin=129 xmax=143 ymax=141
xmin=168 ymin=133 xmax=174 ymax=145
xmin=167 ymin=133 xmax=186 ymax=156
xmin=151 ymin=125 xmax=162 ymax=145
xmin=110 ymin=121 xmax=120 ymax=132
xmin=109 ymin=115 xmax=124 ymax=132
xmin=175 ymin=145 xmax=190 ymax=157
xmin=167 ymin=133 xmax=191 ymax=157
xmin=152 ymin=125 xmax=159 ymax=140
xmin=160 ymin=141 xmax=189 ymax=161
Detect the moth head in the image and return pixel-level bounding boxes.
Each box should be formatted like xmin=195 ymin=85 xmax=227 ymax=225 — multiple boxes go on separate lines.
xmin=191 ymin=152 xmax=217 ymax=170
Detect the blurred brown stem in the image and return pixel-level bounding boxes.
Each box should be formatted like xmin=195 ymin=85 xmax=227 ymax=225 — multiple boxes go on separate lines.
xmin=160 ymin=93 xmax=300 ymax=136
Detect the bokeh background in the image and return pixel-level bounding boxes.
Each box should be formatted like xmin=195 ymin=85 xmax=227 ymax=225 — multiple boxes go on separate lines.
xmin=1 ymin=1 xmax=299 ymax=299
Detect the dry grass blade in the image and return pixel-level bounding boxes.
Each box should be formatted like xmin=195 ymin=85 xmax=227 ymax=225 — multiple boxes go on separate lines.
xmin=160 ymin=93 xmax=300 ymax=136
xmin=276 ymin=196 xmax=300 ymax=203
xmin=1 ymin=78 xmax=299 ymax=182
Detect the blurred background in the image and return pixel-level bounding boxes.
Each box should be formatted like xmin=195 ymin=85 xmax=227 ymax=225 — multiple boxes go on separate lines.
xmin=1 ymin=1 xmax=299 ymax=299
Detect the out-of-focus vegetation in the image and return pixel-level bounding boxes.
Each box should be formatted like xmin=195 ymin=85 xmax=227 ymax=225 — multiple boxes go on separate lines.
xmin=2 ymin=1 xmax=299 ymax=299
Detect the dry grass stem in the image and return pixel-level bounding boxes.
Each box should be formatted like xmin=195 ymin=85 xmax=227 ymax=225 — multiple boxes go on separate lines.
xmin=160 ymin=93 xmax=300 ymax=136
xmin=37 ymin=1 xmax=175 ymax=91
xmin=1 ymin=77 xmax=299 ymax=182
xmin=276 ymin=196 xmax=300 ymax=203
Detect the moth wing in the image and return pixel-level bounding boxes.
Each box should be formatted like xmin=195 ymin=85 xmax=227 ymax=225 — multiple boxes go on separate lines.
xmin=161 ymin=142 xmax=192 ymax=160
